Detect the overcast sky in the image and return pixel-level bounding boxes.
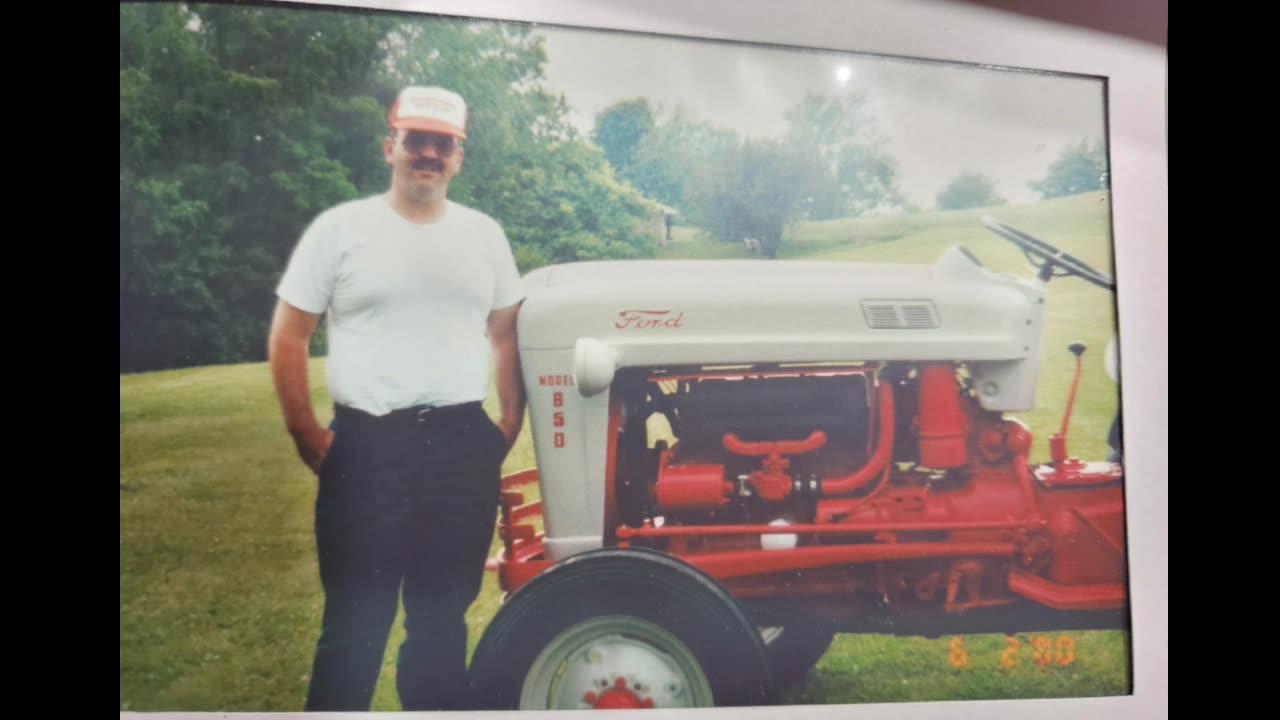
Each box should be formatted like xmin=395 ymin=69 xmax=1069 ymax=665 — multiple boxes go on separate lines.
xmin=532 ymin=23 xmax=1107 ymax=208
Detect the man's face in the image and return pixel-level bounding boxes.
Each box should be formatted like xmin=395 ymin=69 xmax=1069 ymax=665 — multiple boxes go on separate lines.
xmin=384 ymin=130 xmax=464 ymax=197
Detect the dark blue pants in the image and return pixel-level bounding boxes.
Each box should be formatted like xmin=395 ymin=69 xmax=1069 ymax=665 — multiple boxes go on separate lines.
xmin=303 ymin=402 xmax=506 ymax=711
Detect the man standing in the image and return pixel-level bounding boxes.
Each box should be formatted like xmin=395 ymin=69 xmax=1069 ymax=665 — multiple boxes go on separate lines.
xmin=268 ymin=86 xmax=525 ymax=711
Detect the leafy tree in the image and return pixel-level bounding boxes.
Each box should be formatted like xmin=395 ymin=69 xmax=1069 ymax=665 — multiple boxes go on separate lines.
xmin=121 ymin=4 xmax=657 ymax=372
xmin=625 ymin=110 xmax=739 ymax=213
xmin=120 ymin=3 xmax=396 ymax=371
xmin=784 ymin=93 xmax=877 ymax=160
xmin=591 ymin=99 xmax=655 ymax=173
xmin=936 ymin=173 xmax=1005 ymax=210
xmin=783 ymin=93 xmax=903 ymax=218
xmin=836 ymin=144 xmax=904 ymax=216
xmin=690 ymin=138 xmax=829 ymax=258
xmin=380 ymin=18 xmax=656 ymax=271
xmin=1029 ymin=138 xmax=1109 ymax=198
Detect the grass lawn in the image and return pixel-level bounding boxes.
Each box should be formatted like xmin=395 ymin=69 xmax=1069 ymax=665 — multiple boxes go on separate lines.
xmin=121 ymin=191 xmax=1129 ymax=710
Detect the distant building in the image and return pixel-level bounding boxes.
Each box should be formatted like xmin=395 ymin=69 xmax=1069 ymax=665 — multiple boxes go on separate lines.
xmin=650 ymin=202 xmax=679 ymax=246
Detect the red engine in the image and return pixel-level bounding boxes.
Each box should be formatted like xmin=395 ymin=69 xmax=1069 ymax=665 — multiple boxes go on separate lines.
xmin=600 ymin=360 xmax=1126 ymax=627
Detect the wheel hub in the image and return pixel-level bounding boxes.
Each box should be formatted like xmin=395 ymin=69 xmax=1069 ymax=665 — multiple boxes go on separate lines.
xmin=519 ymin=616 xmax=714 ymax=709
xmin=561 ymin=636 xmax=687 ymax=709
xmin=584 ymin=676 xmax=654 ymax=709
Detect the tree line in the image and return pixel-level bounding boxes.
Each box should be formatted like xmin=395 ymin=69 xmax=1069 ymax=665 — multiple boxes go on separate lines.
xmin=121 ymin=3 xmax=1109 ymax=372
xmin=591 ymin=94 xmax=905 ymax=258
xmin=121 ymin=3 xmax=655 ymax=372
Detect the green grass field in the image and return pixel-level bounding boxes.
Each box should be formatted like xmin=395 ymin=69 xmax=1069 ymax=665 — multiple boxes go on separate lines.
xmin=120 ymin=191 xmax=1129 ymax=711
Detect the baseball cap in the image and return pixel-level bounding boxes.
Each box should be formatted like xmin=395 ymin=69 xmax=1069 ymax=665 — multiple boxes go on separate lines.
xmin=388 ymin=86 xmax=467 ymax=139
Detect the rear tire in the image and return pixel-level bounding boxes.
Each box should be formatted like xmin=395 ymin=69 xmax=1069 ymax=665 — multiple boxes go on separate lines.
xmin=759 ymin=619 xmax=836 ymax=686
xmin=468 ymin=547 xmax=773 ymax=709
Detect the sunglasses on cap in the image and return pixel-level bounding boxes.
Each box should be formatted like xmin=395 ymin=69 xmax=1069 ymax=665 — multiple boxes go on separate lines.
xmin=401 ymin=131 xmax=461 ymax=156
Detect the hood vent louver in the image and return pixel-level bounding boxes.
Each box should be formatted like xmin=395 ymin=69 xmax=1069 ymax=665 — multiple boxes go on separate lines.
xmin=862 ymin=300 xmax=939 ymax=329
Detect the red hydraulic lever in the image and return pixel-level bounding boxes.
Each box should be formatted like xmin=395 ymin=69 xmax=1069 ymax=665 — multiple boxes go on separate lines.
xmin=1049 ymin=343 xmax=1087 ymax=467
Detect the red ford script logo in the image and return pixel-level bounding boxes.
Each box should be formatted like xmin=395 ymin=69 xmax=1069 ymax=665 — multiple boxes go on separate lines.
xmin=615 ymin=309 xmax=685 ymax=330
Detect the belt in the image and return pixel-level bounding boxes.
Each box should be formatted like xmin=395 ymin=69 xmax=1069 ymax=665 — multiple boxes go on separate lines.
xmin=333 ymin=401 xmax=484 ymax=428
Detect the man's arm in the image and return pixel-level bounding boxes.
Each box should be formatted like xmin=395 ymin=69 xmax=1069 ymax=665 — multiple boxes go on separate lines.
xmin=268 ymin=298 xmax=333 ymax=473
xmin=487 ymin=302 xmax=526 ymax=449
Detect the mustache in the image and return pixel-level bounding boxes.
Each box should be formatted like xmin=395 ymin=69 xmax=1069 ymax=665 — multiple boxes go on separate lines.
xmin=412 ymin=158 xmax=444 ymax=171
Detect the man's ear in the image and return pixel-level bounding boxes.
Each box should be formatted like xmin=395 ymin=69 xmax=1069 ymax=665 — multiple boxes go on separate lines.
xmin=383 ymin=135 xmax=395 ymax=164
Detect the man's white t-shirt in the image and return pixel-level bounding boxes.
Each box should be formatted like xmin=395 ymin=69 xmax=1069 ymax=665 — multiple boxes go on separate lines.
xmin=276 ymin=195 xmax=523 ymax=416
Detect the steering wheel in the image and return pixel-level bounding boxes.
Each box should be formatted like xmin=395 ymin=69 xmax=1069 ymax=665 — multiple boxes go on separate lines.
xmin=980 ymin=216 xmax=1115 ymax=291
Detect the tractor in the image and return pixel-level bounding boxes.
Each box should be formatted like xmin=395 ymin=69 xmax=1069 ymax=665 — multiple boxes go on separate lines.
xmin=467 ymin=218 xmax=1128 ymax=710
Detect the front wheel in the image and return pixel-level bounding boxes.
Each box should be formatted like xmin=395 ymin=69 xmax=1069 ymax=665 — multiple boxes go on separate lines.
xmin=468 ymin=547 xmax=773 ymax=709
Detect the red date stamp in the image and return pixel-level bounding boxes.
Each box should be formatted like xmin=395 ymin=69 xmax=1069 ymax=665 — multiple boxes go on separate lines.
xmin=948 ymin=635 xmax=1077 ymax=669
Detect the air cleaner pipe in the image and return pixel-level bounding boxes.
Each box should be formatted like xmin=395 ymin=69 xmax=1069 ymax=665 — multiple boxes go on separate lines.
xmin=821 ymin=381 xmax=895 ymax=496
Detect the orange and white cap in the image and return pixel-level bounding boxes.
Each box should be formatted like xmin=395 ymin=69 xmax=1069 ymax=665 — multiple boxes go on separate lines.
xmin=388 ymin=86 xmax=467 ymax=139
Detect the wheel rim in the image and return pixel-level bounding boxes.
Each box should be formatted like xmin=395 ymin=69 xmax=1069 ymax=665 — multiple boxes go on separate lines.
xmin=519 ymin=615 xmax=715 ymax=709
